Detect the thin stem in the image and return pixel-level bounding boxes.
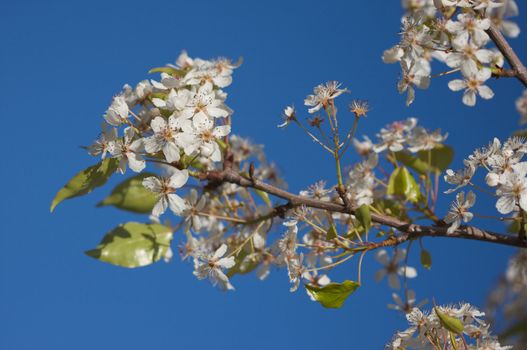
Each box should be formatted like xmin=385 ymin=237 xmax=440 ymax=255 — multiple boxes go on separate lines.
xmin=430 ymin=68 xmax=460 ymax=78
xmin=305 ymin=253 xmax=354 ymax=273
xmin=357 ymin=250 xmax=367 ymax=285
xmin=469 ymin=182 xmax=496 ymax=197
xmin=228 ymin=221 xmax=265 ymax=257
xmin=339 ymin=116 xmax=361 ymax=158
xmin=196 ymin=211 xmax=248 ymax=224
xmin=293 ymin=119 xmax=334 ymax=154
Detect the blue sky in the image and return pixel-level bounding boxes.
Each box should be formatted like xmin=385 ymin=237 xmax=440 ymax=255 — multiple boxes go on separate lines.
xmin=1 ymin=1 xmax=526 ymax=349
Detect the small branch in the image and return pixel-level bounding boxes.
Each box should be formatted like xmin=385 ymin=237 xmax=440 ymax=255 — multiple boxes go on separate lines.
xmin=197 ymin=169 xmax=527 ymax=249
xmin=487 ymin=22 xmax=527 ymax=87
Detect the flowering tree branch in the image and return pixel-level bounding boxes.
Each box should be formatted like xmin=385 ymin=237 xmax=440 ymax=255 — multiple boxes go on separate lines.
xmin=49 ymin=1 xmax=527 ymax=348
xmin=487 ymin=22 xmax=527 ymax=87
xmin=198 ymin=168 xmax=527 ymax=249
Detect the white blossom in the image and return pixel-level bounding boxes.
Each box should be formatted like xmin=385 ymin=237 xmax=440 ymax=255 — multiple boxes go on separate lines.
xmin=446 ymin=13 xmax=491 ymax=47
xmin=375 ymin=249 xmax=417 ymax=290
xmin=193 ymin=244 xmax=236 ymax=291
xmin=142 ymin=170 xmax=189 ymax=217
xmin=104 ymin=95 xmax=129 ymax=126
xmin=444 ymin=191 xmax=476 ymax=233
xmin=448 ymin=68 xmax=494 ymax=106
xmin=110 ymin=127 xmax=145 ymax=174
xmin=304 ymin=81 xmax=347 ymax=114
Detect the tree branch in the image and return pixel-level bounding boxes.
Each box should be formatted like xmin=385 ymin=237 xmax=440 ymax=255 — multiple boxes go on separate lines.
xmin=487 ymin=23 xmax=527 ymax=87
xmin=198 ymin=169 xmax=527 ymax=249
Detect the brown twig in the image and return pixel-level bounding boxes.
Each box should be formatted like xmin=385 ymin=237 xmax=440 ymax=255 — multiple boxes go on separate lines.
xmin=197 ymin=168 xmax=527 ymax=249
xmin=487 ymin=22 xmax=527 ymax=87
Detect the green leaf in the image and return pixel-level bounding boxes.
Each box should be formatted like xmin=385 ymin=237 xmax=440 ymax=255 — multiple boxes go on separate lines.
xmin=254 ymin=189 xmax=272 ymax=207
xmin=387 ymin=166 xmax=420 ymax=203
xmin=50 ymin=158 xmax=118 ymax=212
xmin=228 ymin=252 xmax=260 ymax=277
xmin=148 ymin=66 xmax=183 ymax=75
xmin=434 ymin=307 xmax=464 ymax=335
xmin=97 ymin=173 xmax=158 ymax=214
xmin=355 ymin=204 xmax=372 ymax=234
xmin=507 ymin=220 xmax=520 ymax=234
xmin=85 ymin=222 xmax=173 ymax=268
xmin=392 ymin=145 xmax=454 ymax=175
xmin=417 ymin=145 xmax=454 ymax=173
xmin=305 ymin=280 xmax=360 ymax=309
xmin=392 ymin=151 xmax=430 ymax=175
xmin=326 ymin=224 xmax=338 ymax=240
xmin=420 ymin=249 xmax=432 ymax=270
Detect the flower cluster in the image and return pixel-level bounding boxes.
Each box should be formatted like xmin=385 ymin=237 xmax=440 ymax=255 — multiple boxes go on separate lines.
xmin=89 ymin=51 xmax=240 ymax=217
xmin=384 ymin=0 xmax=520 ymax=106
xmin=388 ymin=303 xmax=511 ymax=349
xmin=443 ymin=136 xmax=527 ymax=232
xmin=372 ymin=118 xmax=448 ymax=154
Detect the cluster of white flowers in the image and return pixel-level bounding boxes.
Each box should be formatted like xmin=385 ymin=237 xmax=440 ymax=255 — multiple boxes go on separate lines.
xmin=388 ymin=303 xmax=511 ymax=349
xmin=89 ymin=51 xmax=240 ymax=218
xmin=372 ymin=118 xmax=448 ymax=154
xmin=443 ymin=136 xmax=527 ymax=232
xmin=345 ymin=118 xmax=448 ymax=206
xmin=384 ymin=0 xmax=520 ymax=106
